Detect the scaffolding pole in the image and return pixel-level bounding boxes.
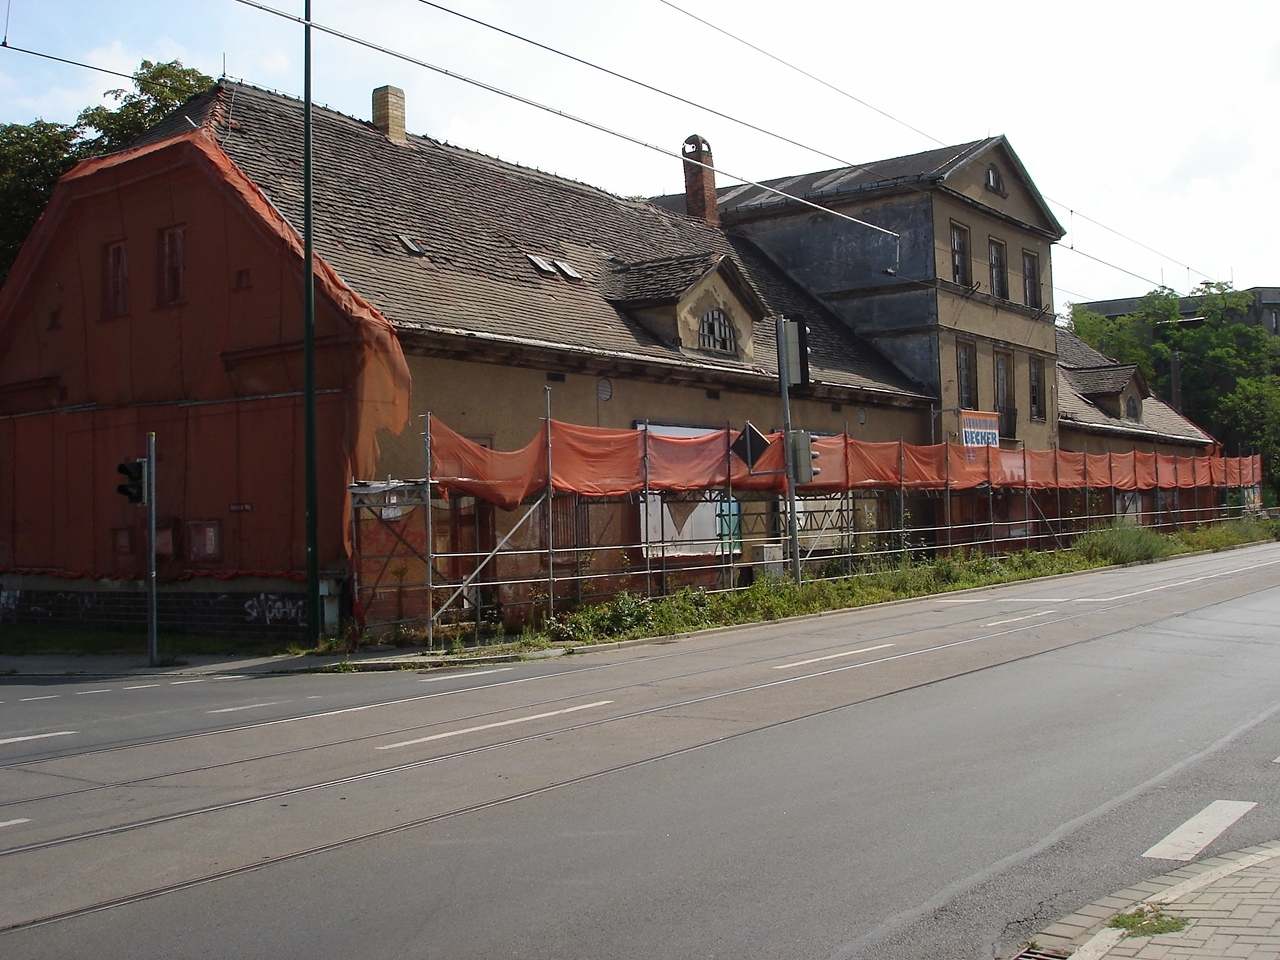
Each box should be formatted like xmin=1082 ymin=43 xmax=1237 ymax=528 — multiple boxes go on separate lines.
xmin=544 ymin=387 xmax=554 ymax=622
xmin=642 ymin=420 xmax=652 ymax=598
xmin=422 ymin=414 xmax=434 ymax=648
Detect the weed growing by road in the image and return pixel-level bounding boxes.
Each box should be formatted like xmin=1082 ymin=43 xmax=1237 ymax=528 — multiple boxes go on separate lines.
xmin=1108 ymin=904 xmax=1187 ymax=937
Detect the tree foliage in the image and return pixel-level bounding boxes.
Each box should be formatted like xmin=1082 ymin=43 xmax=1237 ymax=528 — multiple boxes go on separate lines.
xmin=1070 ymin=282 xmax=1280 ymax=497
xmin=0 ymin=59 xmax=212 ymax=285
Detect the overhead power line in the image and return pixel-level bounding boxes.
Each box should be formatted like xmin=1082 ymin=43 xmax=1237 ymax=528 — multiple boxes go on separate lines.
xmin=654 ymin=0 xmax=1218 ymax=287
xmin=413 ymin=0 xmax=855 ymax=172
xmin=230 ymin=0 xmax=903 ymax=255
xmin=654 ymin=0 xmax=945 ymax=149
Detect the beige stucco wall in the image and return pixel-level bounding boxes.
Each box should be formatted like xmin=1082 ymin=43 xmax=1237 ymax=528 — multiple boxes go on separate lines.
xmin=943 ymin=145 xmax=1057 ymax=239
xmin=931 ymin=196 xmax=1056 ymax=322
xmin=936 ymin=305 xmax=1058 ymax=451
xmin=1058 ymin=426 xmax=1208 ymax=456
xmin=676 ymin=271 xmax=757 ymax=362
xmin=373 ymin=352 xmax=932 ymax=479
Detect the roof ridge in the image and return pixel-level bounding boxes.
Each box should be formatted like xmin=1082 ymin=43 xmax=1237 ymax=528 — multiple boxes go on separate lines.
xmin=214 ymin=79 xmax=700 ymax=214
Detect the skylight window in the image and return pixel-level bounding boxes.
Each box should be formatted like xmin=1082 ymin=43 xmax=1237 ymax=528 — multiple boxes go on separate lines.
xmin=526 ymin=254 xmax=557 ymax=276
xmin=398 ymin=234 xmax=425 ymax=256
xmin=553 ymin=259 xmax=583 ymax=281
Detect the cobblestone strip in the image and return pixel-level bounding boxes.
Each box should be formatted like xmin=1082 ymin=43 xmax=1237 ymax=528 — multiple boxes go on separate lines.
xmin=1017 ymin=841 xmax=1280 ymax=958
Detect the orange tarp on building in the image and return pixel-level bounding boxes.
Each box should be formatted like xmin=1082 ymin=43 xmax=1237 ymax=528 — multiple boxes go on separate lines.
xmin=424 ymin=416 xmax=1260 ymax=508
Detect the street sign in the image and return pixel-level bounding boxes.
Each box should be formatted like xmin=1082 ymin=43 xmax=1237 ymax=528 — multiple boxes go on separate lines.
xmin=730 ymin=421 xmax=770 ymax=468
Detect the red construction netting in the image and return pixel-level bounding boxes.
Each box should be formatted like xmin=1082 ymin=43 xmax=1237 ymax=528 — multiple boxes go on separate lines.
xmin=428 ymin=416 xmax=1262 ymax=510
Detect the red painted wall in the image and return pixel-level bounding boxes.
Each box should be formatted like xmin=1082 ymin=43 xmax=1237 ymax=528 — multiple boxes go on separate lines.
xmin=0 ymin=133 xmax=408 ymax=581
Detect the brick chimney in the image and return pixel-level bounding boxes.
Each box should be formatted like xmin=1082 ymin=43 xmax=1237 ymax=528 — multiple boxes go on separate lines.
xmin=372 ymin=85 xmax=406 ymax=144
xmin=682 ymin=134 xmax=718 ymax=226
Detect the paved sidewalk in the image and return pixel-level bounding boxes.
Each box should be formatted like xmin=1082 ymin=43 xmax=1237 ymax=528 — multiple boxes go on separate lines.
xmin=1023 ymin=840 xmax=1280 ymax=959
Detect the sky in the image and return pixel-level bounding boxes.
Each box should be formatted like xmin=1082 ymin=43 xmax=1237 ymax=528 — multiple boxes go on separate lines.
xmin=2 ymin=0 xmax=1278 ymax=311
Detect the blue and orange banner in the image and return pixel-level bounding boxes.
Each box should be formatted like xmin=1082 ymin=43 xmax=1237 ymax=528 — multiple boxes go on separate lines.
xmin=960 ymin=409 xmax=1000 ymax=447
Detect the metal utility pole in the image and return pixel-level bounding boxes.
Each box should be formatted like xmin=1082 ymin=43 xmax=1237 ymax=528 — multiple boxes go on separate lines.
xmin=145 ymin=432 xmax=158 ymax=667
xmin=302 ymin=0 xmax=320 ymax=644
xmin=775 ymin=317 xmax=802 ymax=581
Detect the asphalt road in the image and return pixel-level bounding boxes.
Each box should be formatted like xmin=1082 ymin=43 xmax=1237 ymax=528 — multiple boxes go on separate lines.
xmin=2 ymin=543 xmax=1280 ymax=959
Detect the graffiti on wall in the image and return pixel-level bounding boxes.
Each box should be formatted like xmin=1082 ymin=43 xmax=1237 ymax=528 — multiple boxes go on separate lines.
xmin=243 ymin=593 xmax=306 ymax=626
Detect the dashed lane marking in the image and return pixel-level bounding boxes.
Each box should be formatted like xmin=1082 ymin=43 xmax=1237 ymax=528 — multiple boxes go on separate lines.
xmin=1143 ymin=800 xmax=1258 ymax=861
xmin=419 ymin=668 xmax=514 ymax=683
xmin=18 ymin=696 xmax=58 ymax=703
xmin=377 ymin=701 xmax=615 ymax=750
xmin=0 ymin=819 xmax=31 ymax=829
xmin=771 ymin=643 xmax=895 ymax=670
xmin=984 ymin=609 xmax=1056 ymax=627
xmin=0 ymin=732 xmax=78 ymax=746
xmin=206 ymin=701 xmax=287 ymax=715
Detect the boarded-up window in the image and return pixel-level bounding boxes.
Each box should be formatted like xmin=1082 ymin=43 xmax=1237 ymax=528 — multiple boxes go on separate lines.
xmin=158 ymin=225 xmax=185 ymax=304
xmin=956 ymin=340 xmax=978 ymax=409
xmin=1022 ymin=250 xmax=1041 ymax=308
xmin=103 ymin=241 xmax=128 ymax=318
xmin=988 ymin=238 xmax=1008 ymax=299
xmin=186 ymin=520 xmax=221 ymax=561
xmin=950 ymin=222 xmax=971 ymax=286
xmin=1029 ymin=356 xmax=1046 ymax=421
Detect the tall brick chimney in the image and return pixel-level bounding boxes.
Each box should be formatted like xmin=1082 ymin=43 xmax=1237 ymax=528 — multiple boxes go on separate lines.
xmin=682 ymin=134 xmax=718 ymax=226
xmin=372 ymin=85 xmax=406 ymax=144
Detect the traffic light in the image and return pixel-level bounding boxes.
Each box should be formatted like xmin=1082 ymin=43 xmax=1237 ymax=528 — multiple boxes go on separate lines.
xmin=116 ymin=459 xmax=148 ymax=504
xmin=788 ymin=430 xmax=822 ymax=485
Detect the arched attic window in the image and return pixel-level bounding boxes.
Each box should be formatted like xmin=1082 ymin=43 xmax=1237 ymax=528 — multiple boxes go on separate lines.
xmin=698 ymin=308 xmax=736 ymax=354
xmin=985 ymin=163 xmax=1005 ymax=195
xmin=1126 ymin=395 xmax=1141 ymax=421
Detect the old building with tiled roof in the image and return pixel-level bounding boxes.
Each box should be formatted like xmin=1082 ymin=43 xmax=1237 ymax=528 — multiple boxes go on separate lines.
xmin=0 ymin=78 xmax=1225 ymax=632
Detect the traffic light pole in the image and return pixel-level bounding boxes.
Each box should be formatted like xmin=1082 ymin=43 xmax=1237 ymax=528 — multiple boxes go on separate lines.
xmin=146 ymin=431 xmax=158 ymax=667
xmin=775 ymin=318 xmax=802 ymax=582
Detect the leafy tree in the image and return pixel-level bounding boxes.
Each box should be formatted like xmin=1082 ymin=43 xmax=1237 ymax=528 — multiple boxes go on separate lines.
xmin=0 ymin=120 xmax=81 ymax=285
xmin=1215 ymin=376 xmax=1280 ymax=500
xmin=0 ymin=59 xmax=211 ymax=285
xmin=1070 ymin=281 xmax=1280 ymax=496
xmin=75 ymin=60 xmax=212 ymax=154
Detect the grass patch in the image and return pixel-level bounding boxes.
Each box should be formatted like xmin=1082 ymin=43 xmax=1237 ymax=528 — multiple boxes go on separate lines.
xmin=1108 ymin=904 xmax=1188 ymax=937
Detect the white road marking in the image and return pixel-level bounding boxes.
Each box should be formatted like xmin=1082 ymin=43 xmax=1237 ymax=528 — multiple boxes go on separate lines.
xmin=1273 ymin=755 xmax=1280 ymax=764
xmin=772 ymin=643 xmax=895 ymax=670
xmin=206 ymin=701 xmax=286 ymax=714
xmin=984 ymin=610 xmax=1056 ymax=627
xmin=123 ymin=684 xmax=160 ymax=690
xmin=377 ymin=701 xmax=614 ymax=750
xmin=74 ymin=689 xmax=112 ymax=696
xmin=18 ymin=696 xmax=58 ymax=702
xmin=306 ymin=695 xmax=323 ymax=700
xmin=0 ymin=731 xmax=78 ymax=746
xmin=937 ymin=597 xmax=1070 ymax=604
xmin=1143 ymin=800 xmax=1257 ymax=860
xmin=170 ymin=679 xmax=211 ymax=685
xmin=419 ymin=668 xmax=514 ymax=683
xmin=0 ymin=819 xmax=32 ymax=829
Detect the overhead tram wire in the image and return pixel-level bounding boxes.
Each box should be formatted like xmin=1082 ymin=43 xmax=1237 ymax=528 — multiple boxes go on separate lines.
xmin=654 ymin=0 xmax=1219 ymax=288
xmin=0 ymin=35 xmax=1157 ymax=306
xmin=400 ymin=0 xmax=1200 ymax=300
xmin=413 ymin=0 xmax=856 ymax=171
xmin=1 ymin=43 xmax=219 ymax=100
xmin=229 ymin=0 xmax=906 ymax=262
